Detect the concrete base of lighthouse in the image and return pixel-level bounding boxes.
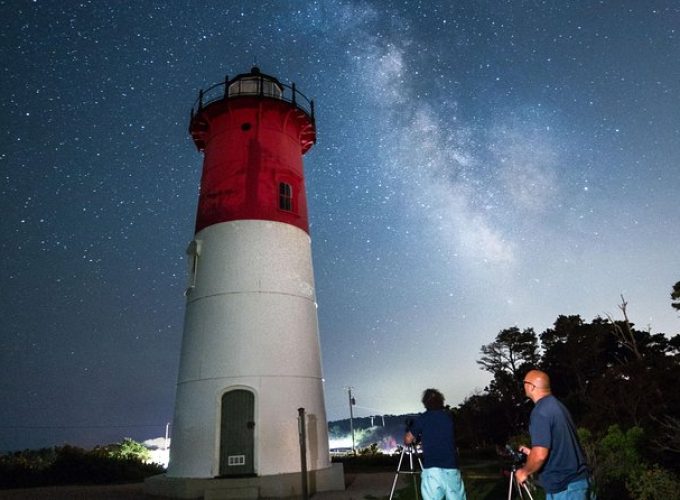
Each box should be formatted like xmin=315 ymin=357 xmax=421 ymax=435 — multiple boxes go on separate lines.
xmin=144 ymin=463 xmax=345 ymax=499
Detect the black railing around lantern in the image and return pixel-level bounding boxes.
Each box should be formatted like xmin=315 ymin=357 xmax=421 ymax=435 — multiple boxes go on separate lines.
xmin=190 ymin=72 xmax=315 ymax=124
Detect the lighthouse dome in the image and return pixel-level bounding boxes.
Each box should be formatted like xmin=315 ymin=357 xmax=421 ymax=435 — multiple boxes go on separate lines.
xmin=228 ymin=66 xmax=283 ymax=99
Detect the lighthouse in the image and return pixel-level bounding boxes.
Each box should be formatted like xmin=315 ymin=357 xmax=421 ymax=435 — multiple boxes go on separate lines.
xmin=149 ymin=68 xmax=343 ymax=497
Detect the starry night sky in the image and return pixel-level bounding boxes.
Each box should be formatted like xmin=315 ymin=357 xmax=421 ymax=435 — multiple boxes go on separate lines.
xmin=1 ymin=1 xmax=679 ymax=451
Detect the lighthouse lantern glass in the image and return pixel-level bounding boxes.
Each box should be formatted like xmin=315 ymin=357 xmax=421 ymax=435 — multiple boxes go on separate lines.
xmin=228 ymin=76 xmax=282 ymax=99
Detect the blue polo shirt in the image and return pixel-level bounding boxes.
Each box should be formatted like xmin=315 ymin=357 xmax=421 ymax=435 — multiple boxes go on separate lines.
xmin=409 ymin=409 xmax=459 ymax=469
xmin=529 ymin=395 xmax=589 ymax=493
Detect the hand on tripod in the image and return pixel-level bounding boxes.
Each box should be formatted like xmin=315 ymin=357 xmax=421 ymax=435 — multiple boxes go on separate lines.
xmin=514 ymin=468 xmax=536 ymax=492
xmin=503 ymin=445 xmax=536 ymax=500
xmin=514 ymin=466 xmax=530 ymax=487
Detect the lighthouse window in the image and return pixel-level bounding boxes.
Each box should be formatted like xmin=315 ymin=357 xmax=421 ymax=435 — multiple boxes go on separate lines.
xmin=228 ymin=77 xmax=282 ymax=99
xmin=279 ymin=182 xmax=293 ymax=212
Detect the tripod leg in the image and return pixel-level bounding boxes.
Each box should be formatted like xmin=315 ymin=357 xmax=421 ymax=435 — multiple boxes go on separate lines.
xmin=521 ymin=482 xmax=534 ymax=500
xmin=508 ymin=470 xmax=514 ymax=500
xmin=409 ymin=445 xmax=419 ymax=500
xmin=389 ymin=473 xmax=400 ymax=500
xmin=389 ymin=447 xmax=409 ymax=500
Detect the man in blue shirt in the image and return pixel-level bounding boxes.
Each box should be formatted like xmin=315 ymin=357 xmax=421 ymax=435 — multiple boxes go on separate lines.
xmin=515 ymin=370 xmax=593 ymax=499
xmin=404 ymin=388 xmax=466 ymax=500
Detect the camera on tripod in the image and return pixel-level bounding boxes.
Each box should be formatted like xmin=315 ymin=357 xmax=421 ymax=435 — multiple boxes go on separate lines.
xmin=500 ymin=445 xmax=535 ymax=499
xmin=504 ymin=445 xmax=526 ymax=466
xmin=390 ymin=418 xmax=423 ymax=500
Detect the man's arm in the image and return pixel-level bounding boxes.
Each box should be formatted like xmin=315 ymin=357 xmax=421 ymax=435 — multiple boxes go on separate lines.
xmin=515 ymin=445 xmax=549 ymax=485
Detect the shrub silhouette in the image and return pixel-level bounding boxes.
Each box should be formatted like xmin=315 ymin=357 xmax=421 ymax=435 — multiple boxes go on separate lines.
xmin=0 ymin=444 xmax=163 ymax=489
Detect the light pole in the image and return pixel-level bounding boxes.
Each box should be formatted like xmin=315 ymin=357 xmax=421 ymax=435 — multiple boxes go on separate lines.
xmin=346 ymin=387 xmax=356 ymax=455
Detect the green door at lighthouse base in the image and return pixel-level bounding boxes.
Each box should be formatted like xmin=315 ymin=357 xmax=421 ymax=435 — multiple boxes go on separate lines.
xmin=219 ymin=389 xmax=255 ymax=476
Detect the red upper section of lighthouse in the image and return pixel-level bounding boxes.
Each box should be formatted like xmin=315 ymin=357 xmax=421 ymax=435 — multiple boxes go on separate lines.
xmin=189 ymin=68 xmax=316 ymax=234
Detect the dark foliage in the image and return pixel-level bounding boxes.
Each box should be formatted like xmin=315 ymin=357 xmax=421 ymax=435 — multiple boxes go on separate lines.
xmin=0 ymin=445 xmax=164 ymax=489
xmin=447 ymin=294 xmax=680 ymax=500
xmin=672 ymin=281 xmax=680 ymax=311
xmin=455 ymin=310 xmax=680 ymax=471
xmin=331 ymin=451 xmax=398 ymax=473
xmin=453 ymin=392 xmax=515 ymax=448
xmin=465 ymin=326 xmax=540 ymax=444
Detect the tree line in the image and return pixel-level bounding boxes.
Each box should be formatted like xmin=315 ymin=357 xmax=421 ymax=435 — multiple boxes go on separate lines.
xmin=452 ymin=282 xmax=680 ymax=498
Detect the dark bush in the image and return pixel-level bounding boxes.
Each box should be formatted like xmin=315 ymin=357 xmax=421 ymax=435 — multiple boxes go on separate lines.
xmin=0 ymin=445 xmax=164 ymax=489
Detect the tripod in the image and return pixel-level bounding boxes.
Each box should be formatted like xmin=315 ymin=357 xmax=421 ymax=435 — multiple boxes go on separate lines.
xmin=506 ymin=463 xmax=535 ymax=500
xmin=389 ymin=443 xmax=423 ymax=500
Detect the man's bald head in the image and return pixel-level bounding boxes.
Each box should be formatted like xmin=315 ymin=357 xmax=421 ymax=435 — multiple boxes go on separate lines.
xmin=523 ymin=370 xmax=551 ymax=401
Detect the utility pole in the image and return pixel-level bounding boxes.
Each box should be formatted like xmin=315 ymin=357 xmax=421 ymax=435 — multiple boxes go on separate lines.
xmin=346 ymin=387 xmax=356 ymax=455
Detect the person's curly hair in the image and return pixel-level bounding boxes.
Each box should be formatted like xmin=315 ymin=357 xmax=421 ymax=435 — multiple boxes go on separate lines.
xmin=421 ymin=388 xmax=445 ymax=410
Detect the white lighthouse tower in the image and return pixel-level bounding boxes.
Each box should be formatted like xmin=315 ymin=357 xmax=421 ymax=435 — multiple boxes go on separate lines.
xmin=148 ymin=68 xmax=343 ymax=498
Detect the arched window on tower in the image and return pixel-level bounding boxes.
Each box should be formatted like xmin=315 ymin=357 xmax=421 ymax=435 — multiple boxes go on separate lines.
xmin=279 ymin=182 xmax=293 ymax=212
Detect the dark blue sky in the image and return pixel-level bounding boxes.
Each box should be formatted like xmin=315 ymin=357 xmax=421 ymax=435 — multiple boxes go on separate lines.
xmin=1 ymin=1 xmax=679 ymax=451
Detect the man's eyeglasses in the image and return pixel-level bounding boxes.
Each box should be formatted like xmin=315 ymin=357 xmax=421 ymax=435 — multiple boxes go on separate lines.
xmin=523 ymin=380 xmax=536 ymax=389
